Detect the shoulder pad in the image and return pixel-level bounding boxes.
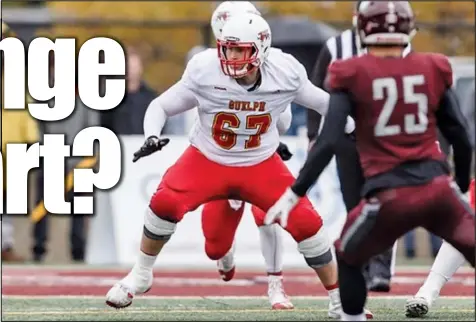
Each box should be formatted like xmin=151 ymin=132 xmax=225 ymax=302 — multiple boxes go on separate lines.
xmin=430 ymin=53 xmax=453 ymax=89
xmin=181 ymin=48 xmax=217 ymax=89
xmin=268 ymin=49 xmax=308 ymax=90
xmin=327 ymin=59 xmax=356 ymax=92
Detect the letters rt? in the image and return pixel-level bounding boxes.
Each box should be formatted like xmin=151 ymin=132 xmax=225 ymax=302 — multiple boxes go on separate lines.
xmin=0 ymin=127 xmax=122 ymax=215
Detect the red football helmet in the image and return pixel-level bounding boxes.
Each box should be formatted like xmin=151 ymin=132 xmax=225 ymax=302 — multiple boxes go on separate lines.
xmin=356 ymin=1 xmax=417 ymax=47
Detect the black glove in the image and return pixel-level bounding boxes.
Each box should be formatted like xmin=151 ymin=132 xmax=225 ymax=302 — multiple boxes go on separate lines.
xmin=276 ymin=142 xmax=293 ymax=161
xmin=133 ymin=136 xmax=170 ymax=163
xmin=347 ymin=130 xmax=356 ymax=141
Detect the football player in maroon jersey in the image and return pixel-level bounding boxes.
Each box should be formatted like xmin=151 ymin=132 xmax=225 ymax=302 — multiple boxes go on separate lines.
xmin=266 ymin=1 xmax=474 ymax=320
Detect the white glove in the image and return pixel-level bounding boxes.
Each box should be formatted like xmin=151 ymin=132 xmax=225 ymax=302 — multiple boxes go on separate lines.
xmin=344 ymin=116 xmax=355 ymax=134
xmin=264 ymin=188 xmax=300 ymax=228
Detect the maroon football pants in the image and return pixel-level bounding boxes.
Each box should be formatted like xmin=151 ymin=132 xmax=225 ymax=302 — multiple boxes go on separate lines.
xmin=335 ymin=175 xmax=475 ymax=267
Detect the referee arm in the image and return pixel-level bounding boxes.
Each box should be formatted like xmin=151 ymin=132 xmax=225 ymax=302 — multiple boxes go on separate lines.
xmin=307 ymin=44 xmax=332 ymax=142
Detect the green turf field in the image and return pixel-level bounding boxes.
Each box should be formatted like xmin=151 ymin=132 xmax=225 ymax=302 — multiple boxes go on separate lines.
xmin=2 ymin=297 xmax=474 ymax=321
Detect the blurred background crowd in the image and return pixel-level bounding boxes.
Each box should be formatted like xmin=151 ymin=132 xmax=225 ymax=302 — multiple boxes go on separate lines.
xmin=2 ymin=1 xmax=475 ymax=265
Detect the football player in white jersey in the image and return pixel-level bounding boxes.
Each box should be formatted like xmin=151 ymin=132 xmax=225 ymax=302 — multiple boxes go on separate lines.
xmin=200 ymin=1 xmax=295 ymax=310
xmin=105 ymin=12 xmax=365 ymax=319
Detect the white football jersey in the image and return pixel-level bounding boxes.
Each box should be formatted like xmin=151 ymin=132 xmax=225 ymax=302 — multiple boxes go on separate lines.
xmin=182 ymin=48 xmax=308 ymax=166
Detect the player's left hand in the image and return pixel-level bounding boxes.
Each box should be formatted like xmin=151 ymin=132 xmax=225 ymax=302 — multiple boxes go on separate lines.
xmin=264 ymin=187 xmax=300 ymax=228
xmin=276 ymin=142 xmax=293 ymax=161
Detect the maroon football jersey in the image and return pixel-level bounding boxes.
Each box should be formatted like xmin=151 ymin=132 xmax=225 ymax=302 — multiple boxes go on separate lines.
xmin=328 ymin=52 xmax=453 ymax=178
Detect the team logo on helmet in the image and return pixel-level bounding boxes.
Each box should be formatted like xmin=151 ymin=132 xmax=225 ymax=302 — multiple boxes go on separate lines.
xmin=217 ymin=11 xmax=229 ymax=21
xmin=257 ymin=30 xmax=270 ymax=42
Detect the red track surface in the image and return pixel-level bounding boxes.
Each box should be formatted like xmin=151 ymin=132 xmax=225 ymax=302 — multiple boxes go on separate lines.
xmin=2 ymin=268 xmax=474 ymax=297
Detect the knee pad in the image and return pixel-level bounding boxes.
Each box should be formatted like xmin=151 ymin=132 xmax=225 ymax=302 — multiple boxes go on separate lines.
xmin=298 ymin=227 xmax=333 ymax=268
xmin=143 ymin=208 xmax=177 ymax=241
xmin=149 ymin=187 xmax=186 ymax=223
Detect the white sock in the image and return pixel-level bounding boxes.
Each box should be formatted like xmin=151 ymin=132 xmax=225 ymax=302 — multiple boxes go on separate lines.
xmin=341 ymin=312 xmax=366 ymax=321
xmin=328 ymin=287 xmax=340 ymax=305
xmin=134 ymin=251 xmax=157 ymax=272
xmin=417 ymin=241 xmax=466 ymax=299
xmin=268 ymin=274 xmax=283 ymax=282
xmin=258 ymin=224 xmax=283 ymax=274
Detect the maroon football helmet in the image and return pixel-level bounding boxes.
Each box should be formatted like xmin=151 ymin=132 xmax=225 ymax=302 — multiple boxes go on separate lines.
xmin=356 ymin=1 xmax=417 ymax=47
xmin=352 ymin=1 xmax=364 ymax=27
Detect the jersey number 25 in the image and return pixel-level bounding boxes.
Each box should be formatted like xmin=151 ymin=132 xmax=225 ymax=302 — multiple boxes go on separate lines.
xmin=373 ymin=75 xmax=429 ymax=137
xmin=212 ymin=112 xmax=272 ymax=150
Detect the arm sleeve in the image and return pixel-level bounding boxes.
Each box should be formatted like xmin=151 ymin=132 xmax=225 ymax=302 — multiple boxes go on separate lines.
xmin=291 ymin=91 xmax=352 ymax=197
xmin=143 ymin=81 xmax=198 ymax=138
xmin=294 ymin=80 xmax=355 ymax=134
xmin=436 ymin=88 xmax=473 ymax=193
xmin=294 ymin=79 xmax=330 ymax=115
xmin=277 ymin=104 xmax=292 ymax=135
xmin=307 ymin=45 xmax=332 ymax=140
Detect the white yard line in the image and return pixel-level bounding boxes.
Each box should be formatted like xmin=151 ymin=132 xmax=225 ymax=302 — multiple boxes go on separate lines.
xmin=3 ymin=295 xmax=475 ymax=300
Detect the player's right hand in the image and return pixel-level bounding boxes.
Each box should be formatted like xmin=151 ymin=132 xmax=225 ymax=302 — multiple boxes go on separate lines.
xmin=133 ymin=136 xmax=170 ymax=163
xmin=264 ymin=187 xmax=300 ymax=228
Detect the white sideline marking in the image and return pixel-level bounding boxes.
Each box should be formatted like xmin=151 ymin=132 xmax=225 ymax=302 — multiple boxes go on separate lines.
xmin=2 ymin=264 xmax=474 ymax=273
xmin=2 ymin=295 xmax=475 ymax=300
xmin=2 ymin=274 xmax=474 ymax=287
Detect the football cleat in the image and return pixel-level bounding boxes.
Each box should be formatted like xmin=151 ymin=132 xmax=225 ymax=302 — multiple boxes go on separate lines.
xmin=217 ymin=244 xmax=236 ymax=282
xmin=105 ymin=269 xmax=153 ymax=309
xmin=268 ymin=275 xmax=294 ymax=310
